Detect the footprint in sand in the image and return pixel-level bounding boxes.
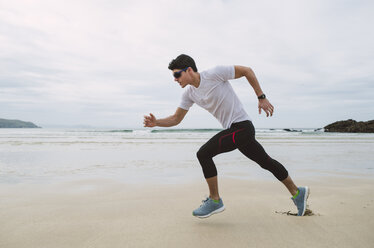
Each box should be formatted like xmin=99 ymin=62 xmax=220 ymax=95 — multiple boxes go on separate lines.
xmin=275 ymin=209 xmax=316 ymax=216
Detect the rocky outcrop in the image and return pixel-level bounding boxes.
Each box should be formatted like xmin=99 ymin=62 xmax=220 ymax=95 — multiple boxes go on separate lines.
xmin=324 ymin=119 xmax=374 ymax=133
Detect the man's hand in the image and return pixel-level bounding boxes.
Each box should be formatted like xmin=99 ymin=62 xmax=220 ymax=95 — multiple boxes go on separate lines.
xmin=258 ymin=99 xmax=274 ymax=117
xmin=143 ymin=113 xmax=157 ymax=127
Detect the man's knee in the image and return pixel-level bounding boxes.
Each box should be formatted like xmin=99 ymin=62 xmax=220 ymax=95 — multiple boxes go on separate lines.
xmin=258 ymin=155 xmax=271 ymax=167
xmin=196 ymin=147 xmax=207 ymax=161
xmin=196 ymin=148 xmax=217 ymax=178
xmin=258 ymin=156 xmax=289 ymax=181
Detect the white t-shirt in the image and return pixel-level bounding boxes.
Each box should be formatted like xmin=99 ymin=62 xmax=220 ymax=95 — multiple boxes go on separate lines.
xmin=179 ymin=65 xmax=251 ymax=129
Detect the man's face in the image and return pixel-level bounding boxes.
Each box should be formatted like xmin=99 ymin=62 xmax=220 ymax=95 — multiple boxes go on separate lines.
xmin=172 ymin=68 xmax=190 ymax=88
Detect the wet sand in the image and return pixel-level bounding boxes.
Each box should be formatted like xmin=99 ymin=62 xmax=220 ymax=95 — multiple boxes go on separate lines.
xmin=1 ymin=176 xmax=373 ymax=248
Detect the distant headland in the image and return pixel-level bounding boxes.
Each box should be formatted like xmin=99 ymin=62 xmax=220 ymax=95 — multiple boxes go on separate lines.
xmin=0 ymin=118 xmax=41 ymax=128
xmin=324 ymin=119 xmax=374 ymax=133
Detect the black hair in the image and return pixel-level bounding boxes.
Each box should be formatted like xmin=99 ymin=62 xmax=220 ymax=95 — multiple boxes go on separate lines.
xmin=168 ymin=54 xmax=198 ymax=72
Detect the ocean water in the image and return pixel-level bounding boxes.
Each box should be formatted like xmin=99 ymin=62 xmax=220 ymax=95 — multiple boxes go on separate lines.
xmin=0 ymin=128 xmax=373 ymax=184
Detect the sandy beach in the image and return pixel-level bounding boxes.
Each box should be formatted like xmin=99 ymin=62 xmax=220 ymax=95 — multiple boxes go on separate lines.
xmin=1 ymin=176 xmax=373 ymax=248
xmin=1 ymin=128 xmax=374 ymax=247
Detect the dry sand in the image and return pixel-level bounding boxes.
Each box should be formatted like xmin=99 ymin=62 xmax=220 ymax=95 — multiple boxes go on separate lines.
xmin=1 ymin=176 xmax=373 ymax=248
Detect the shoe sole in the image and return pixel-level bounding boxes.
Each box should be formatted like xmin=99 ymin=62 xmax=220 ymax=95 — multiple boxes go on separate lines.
xmin=194 ymin=205 xmax=226 ymax=218
xmin=301 ymin=186 xmax=310 ymax=216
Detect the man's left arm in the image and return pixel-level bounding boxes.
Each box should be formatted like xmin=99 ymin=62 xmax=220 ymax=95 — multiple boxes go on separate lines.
xmin=234 ymin=65 xmax=274 ymax=117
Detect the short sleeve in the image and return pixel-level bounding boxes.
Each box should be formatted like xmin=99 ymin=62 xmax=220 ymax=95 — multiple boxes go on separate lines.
xmin=212 ymin=65 xmax=235 ymax=82
xmin=179 ymin=90 xmax=194 ymax=110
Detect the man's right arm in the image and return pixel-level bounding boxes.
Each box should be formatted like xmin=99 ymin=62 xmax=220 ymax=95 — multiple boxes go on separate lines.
xmin=143 ymin=107 xmax=188 ymax=127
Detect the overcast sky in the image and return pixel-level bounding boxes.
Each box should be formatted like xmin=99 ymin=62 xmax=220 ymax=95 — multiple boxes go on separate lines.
xmin=1 ymin=0 xmax=373 ymax=129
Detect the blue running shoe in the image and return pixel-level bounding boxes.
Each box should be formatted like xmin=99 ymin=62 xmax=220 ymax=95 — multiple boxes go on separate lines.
xmin=292 ymin=186 xmax=310 ymax=216
xmin=193 ymin=197 xmax=225 ymax=218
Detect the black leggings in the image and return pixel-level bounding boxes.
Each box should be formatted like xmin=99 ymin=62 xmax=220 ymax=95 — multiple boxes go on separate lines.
xmin=196 ymin=120 xmax=288 ymax=181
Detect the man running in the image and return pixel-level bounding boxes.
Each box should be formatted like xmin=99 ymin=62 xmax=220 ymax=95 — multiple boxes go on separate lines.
xmin=143 ymin=54 xmax=309 ymax=218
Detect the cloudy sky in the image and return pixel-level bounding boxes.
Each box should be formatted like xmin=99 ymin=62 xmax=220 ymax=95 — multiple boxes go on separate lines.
xmin=1 ymin=0 xmax=373 ymax=129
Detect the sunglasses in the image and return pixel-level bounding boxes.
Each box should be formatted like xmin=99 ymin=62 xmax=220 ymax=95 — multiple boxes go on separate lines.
xmin=173 ymin=67 xmax=189 ymax=79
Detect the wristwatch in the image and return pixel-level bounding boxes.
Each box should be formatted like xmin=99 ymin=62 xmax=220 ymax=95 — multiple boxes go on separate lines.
xmin=258 ymin=94 xmax=266 ymax=100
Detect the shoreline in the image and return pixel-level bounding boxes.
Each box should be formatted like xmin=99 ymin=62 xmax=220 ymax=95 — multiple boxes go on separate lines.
xmin=2 ymin=167 xmax=374 ymax=186
xmin=1 ymin=176 xmax=373 ymax=248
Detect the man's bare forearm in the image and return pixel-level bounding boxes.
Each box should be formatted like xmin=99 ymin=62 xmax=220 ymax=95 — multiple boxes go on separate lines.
xmin=155 ymin=115 xmax=179 ymax=127
xmin=245 ymin=67 xmax=264 ymax=97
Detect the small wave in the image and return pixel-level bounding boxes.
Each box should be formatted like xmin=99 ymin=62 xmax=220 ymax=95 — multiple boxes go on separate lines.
xmin=74 ymin=130 xmax=134 ymax=133
xmin=283 ymin=128 xmax=302 ymax=132
xmin=108 ymin=130 xmax=133 ymax=133
xmin=151 ymin=129 xmax=222 ymax=133
xmin=270 ymin=128 xmax=324 ymax=133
